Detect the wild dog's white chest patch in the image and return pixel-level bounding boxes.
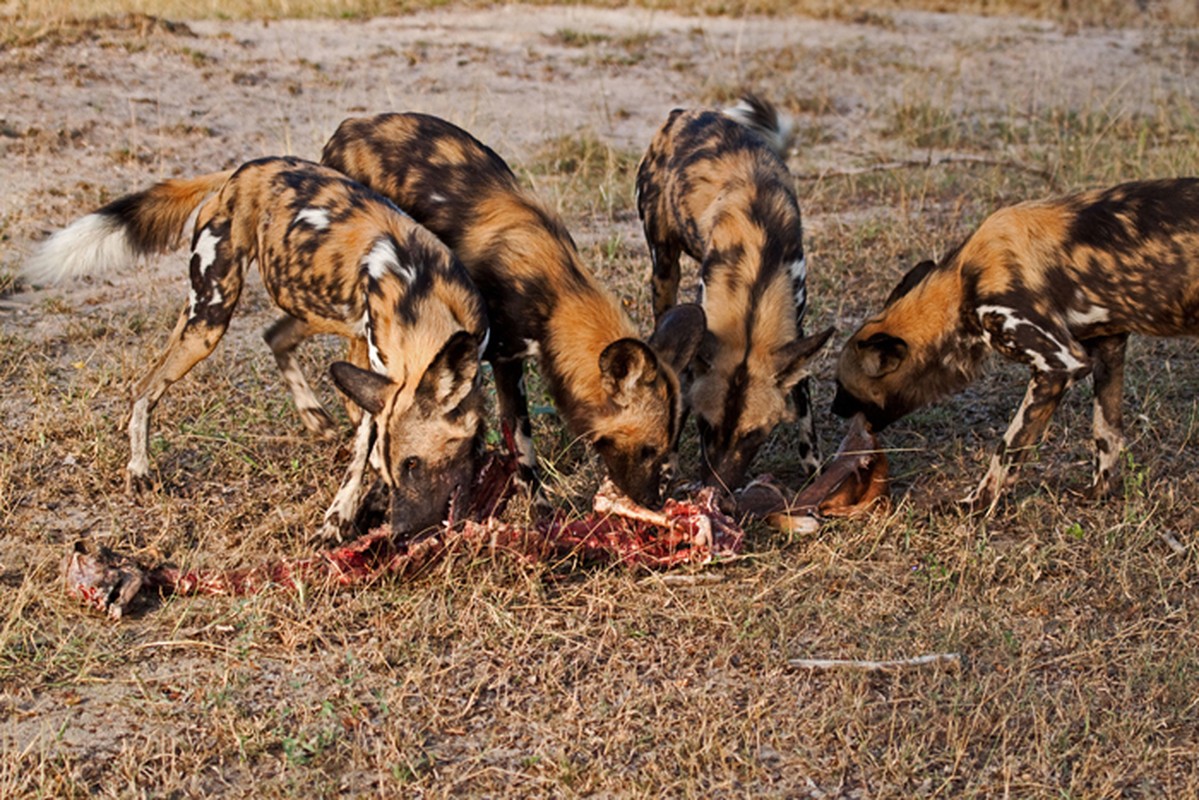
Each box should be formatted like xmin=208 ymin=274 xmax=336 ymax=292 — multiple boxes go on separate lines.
xmin=294 ymin=207 xmax=331 ymax=230
xmin=516 ymin=338 xmax=541 ymax=359
xmin=362 ymin=309 xmax=385 ymax=373
xmin=977 ymin=304 xmax=1085 ymax=373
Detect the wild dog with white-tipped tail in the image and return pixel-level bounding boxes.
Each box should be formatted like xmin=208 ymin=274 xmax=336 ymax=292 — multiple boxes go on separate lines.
xmin=24 ymin=156 xmax=488 ymax=540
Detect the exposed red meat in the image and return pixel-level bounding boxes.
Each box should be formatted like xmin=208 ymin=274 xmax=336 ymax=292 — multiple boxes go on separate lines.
xmin=64 ymin=450 xmax=743 ymax=619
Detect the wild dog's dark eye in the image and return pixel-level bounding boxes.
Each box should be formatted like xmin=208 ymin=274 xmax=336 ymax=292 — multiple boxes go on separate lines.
xmin=640 ymin=445 xmax=660 ymax=462
xmin=402 ymin=456 xmax=422 ymax=475
xmin=595 ymin=436 xmax=614 ymax=454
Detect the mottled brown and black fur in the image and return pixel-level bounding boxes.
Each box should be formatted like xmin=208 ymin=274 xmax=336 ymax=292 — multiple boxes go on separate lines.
xmin=834 ymin=178 xmax=1199 ymax=512
xmin=322 ymin=114 xmax=706 ymax=507
xmin=24 ymin=156 xmax=488 ymax=539
xmin=636 ymin=96 xmax=833 ymax=490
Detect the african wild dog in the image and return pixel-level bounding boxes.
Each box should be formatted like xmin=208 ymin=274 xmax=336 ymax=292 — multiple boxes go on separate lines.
xmin=833 ymin=178 xmax=1199 ymax=513
xmin=24 ymin=156 xmax=488 ymax=539
xmin=636 ymin=95 xmax=834 ymax=491
xmin=322 ymin=114 xmax=706 ymax=508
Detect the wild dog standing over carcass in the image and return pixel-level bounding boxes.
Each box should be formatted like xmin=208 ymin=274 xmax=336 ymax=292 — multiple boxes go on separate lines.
xmin=636 ymin=95 xmax=834 ymax=491
xmin=833 ymin=178 xmax=1199 ymax=513
xmin=24 ymin=157 xmax=488 ymax=539
xmin=322 ymin=115 xmax=706 ymax=508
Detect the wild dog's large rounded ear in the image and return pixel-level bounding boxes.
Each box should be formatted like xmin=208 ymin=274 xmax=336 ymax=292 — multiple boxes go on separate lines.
xmin=417 ymin=330 xmax=482 ymax=412
xmin=855 ymin=332 xmax=908 ymax=378
xmin=885 ymin=259 xmax=938 ymax=306
xmin=648 ymin=302 xmax=706 ymax=374
xmin=775 ymin=326 xmax=835 ymax=389
xmin=330 ymin=361 xmax=393 ymax=415
xmin=599 ymin=339 xmax=658 ymax=407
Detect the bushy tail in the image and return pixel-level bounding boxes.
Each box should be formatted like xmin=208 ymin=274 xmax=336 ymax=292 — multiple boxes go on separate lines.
xmin=723 ymin=94 xmax=796 ymax=159
xmin=22 ymin=169 xmax=235 ymax=286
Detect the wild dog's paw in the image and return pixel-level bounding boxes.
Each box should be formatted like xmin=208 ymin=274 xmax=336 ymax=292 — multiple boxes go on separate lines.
xmin=315 ymin=517 xmax=351 ymax=546
xmin=124 ymin=470 xmax=156 ymax=496
xmin=959 ymin=484 xmax=1001 ymax=517
xmin=1082 ymin=470 xmax=1120 ymax=502
xmin=298 ymin=405 xmax=339 ymax=439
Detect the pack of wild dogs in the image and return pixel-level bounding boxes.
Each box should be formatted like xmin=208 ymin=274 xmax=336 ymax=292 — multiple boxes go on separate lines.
xmin=25 ymin=94 xmax=1199 ymax=541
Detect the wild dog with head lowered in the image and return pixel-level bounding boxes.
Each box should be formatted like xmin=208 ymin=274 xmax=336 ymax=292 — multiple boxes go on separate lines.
xmin=636 ymin=95 xmax=834 ymax=491
xmin=322 ymin=114 xmax=706 ymax=508
xmin=24 ymin=156 xmax=488 ymax=539
xmin=833 ymin=178 xmax=1199 ymax=513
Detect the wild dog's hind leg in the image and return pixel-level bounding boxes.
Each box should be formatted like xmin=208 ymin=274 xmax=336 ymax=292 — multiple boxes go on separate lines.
xmin=126 ymin=225 xmax=243 ymax=493
xmin=1085 ymin=333 xmax=1129 ymax=499
xmin=264 ymin=314 xmax=337 ymax=438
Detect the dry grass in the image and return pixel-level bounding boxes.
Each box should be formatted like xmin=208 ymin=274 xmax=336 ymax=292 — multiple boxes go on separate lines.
xmin=4 ymin=3 xmax=1199 ymax=798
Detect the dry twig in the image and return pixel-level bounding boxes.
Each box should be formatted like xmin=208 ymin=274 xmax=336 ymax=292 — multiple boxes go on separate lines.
xmin=788 ymin=653 xmax=961 ymax=671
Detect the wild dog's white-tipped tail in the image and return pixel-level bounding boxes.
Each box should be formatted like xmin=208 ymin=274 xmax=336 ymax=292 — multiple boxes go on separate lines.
xmin=22 ymin=212 xmax=142 ymax=286
xmin=723 ymin=94 xmax=796 ymax=159
xmin=21 ymin=168 xmax=234 ymax=286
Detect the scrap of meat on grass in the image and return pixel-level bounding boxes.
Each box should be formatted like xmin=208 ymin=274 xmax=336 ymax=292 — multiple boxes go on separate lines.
xmin=64 ymin=450 xmax=745 ymax=619
xmin=64 ymin=414 xmax=888 ymax=619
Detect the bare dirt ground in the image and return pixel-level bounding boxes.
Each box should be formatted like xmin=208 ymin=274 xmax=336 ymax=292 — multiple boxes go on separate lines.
xmin=2 ymin=4 xmax=1199 ymax=797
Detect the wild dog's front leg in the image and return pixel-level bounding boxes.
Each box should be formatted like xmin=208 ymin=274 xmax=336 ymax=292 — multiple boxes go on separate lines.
xmin=493 ymin=358 xmax=538 ymax=489
xmin=791 ymin=378 xmax=820 ymax=476
xmin=967 ymin=307 xmax=1092 ymax=512
xmin=1085 ymin=333 xmax=1129 ymax=499
xmin=264 ymin=315 xmax=337 ymax=438
xmin=964 ymin=369 xmax=1072 ymax=514
xmin=320 ymin=414 xmax=376 ymax=541
xmin=648 ymin=239 xmax=682 ymax=322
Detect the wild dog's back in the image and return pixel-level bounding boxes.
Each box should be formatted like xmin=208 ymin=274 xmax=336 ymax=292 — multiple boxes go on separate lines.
xmin=636 ymin=96 xmax=829 ymax=490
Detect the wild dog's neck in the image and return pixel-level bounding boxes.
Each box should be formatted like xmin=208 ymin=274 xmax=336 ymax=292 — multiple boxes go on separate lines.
xmin=364 ymin=269 xmax=482 ymax=392
xmin=461 ymin=190 xmax=638 ymax=430
xmin=886 ymin=260 xmax=971 ymax=352
xmin=892 ymin=257 xmax=988 ymax=403
xmin=543 ymin=266 xmax=639 ymax=431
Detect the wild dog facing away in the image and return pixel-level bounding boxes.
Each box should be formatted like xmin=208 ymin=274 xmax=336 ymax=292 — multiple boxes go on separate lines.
xmin=833 ymin=178 xmax=1199 ymax=513
xmin=636 ymin=95 xmax=834 ymax=492
xmin=322 ymin=114 xmax=706 ymax=509
xmin=23 ymin=156 xmax=489 ymax=540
